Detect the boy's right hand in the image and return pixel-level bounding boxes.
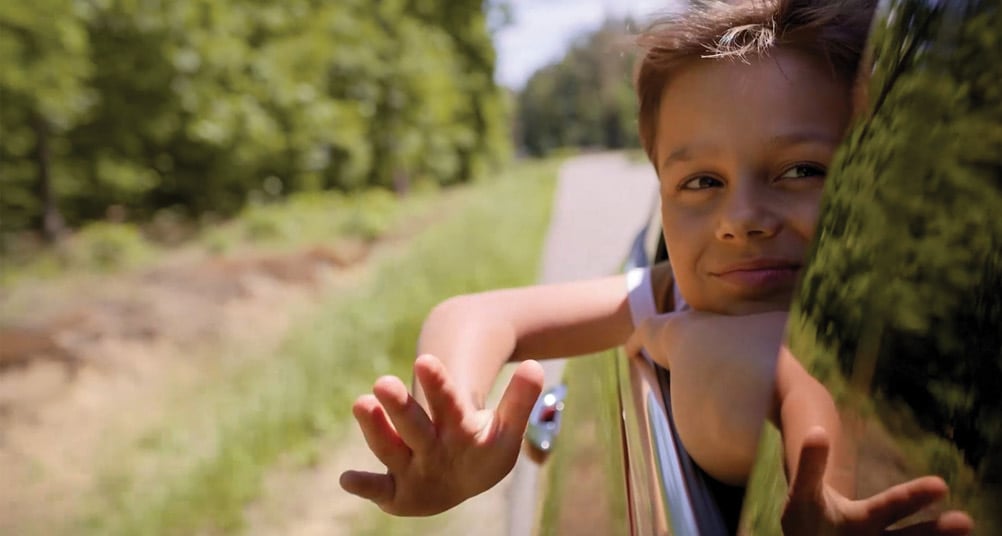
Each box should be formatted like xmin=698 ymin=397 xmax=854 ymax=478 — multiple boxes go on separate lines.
xmin=339 ymin=354 xmax=544 ymax=516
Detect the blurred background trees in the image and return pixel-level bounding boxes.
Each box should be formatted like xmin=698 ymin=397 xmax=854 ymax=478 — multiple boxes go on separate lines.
xmin=0 ymin=0 xmax=512 ymax=241
xmin=515 ymin=19 xmax=639 ymax=157
xmin=1 ymin=2 xmax=639 ymax=247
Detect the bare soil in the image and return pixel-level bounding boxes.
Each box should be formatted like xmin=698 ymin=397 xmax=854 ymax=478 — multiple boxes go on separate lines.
xmin=0 ymin=239 xmax=375 ymax=534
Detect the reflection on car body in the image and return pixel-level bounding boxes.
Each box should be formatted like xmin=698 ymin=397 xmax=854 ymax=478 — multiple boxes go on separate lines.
xmin=531 ymin=0 xmax=1001 ymax=533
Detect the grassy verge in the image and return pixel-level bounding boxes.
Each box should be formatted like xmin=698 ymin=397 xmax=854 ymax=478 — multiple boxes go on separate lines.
xmin=535 ymin=351 xmax=627 ymax=536
xmin=0 ymin=184 xmax=437 ymax=288
xmin=80 ymin=158 xmax=560 ymax=535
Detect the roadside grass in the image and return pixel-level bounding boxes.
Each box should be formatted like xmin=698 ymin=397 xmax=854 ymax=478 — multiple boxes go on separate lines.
xmin=198 ymin=185 xmax=440 ymax=256
xmin=738 ymin=426 xmax=786 ymax=535
xmin=535 ymin=351 xmax=627 ymax=536
xmin=0 ymin=184 xmax=437 ymax=288
xmin=80 ymin=158 xmax=560 ymax=536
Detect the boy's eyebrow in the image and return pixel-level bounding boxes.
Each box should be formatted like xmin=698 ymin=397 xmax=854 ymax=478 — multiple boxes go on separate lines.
xmin=767 ymin=131 xmax=842 ymax=148
xmin=660 ymin=145 xmax=709 ymax=171
xmin=660 ymin=131 xmax=840 ymax=171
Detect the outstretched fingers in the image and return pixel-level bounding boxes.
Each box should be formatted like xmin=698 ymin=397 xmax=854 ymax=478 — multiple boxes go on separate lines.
xmin=886 ymin=510 xmax=974 ymax=536
xmin=339 ymin=470 xmax=395 ymax=505
xmin=495 ymin=360 xmax=545 ymax=444
xmin=352 ymin=394 xmax=412 ymax=471
xmin=372 ymin=375 xmax=436 ymax=453
xmin=414 ymin=354 xmax=470 ymax=431
xmin=861 ymin=476 xmax=952 ymax=530
xmin=788 ymin=426 xmax=830 ymax=503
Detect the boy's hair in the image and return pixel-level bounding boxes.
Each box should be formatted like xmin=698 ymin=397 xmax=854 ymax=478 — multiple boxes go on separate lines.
xmin=635 ymin=0 xmax=877 ymax=166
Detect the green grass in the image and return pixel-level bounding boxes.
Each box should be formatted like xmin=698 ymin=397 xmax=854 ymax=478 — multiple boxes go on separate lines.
xmin=199 ymin=186 xmax=439 ymax=255
xmin=738 ymin=425 xmax=786 ymax=535
xmin=0 ymin=185 xmax=437 ymax=288
xmin=535 ymin=351 xmax=627 ymax=536
xmin=79 ymin=159 xmax=560 ymax=536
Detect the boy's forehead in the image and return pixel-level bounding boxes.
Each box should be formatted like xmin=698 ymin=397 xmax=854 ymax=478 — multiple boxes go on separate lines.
xmin=661 ymin=50 xmax=845 ymax=107
xmin=654 ymin=49 xmax=851 ymax=160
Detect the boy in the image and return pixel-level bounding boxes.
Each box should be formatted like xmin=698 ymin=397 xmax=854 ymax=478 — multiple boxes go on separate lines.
xmin=341 ymin=1 xmax=973 ymax=532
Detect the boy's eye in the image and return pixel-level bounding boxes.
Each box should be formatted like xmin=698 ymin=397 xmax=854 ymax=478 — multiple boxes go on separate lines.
xmin=779 ymin=164 xmax=827 ymax=180
xmin=680 ymin=175 xmax=724 ymax=190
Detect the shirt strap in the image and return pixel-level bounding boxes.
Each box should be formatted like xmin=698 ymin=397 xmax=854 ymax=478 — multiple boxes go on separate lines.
xmin=626 ymin=266 xmax=658 ymax=328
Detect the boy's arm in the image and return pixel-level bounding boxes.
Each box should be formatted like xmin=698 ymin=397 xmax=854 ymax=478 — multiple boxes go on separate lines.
xmin=776 ymin=347 xmax=974 ymax=535
xmin=627 ymin=310 xmax=787 ymax=485
xmin=415 ymin=273 xmax=637 ymax=408
xmin=772 ymin=346 xmax=851 ymax=494
xmin=341 ymin=272 xmax=639 ymax=516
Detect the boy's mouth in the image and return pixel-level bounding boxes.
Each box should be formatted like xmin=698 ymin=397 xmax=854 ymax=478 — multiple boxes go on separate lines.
xmin=711 ymin=259 xmax=802 ymax=292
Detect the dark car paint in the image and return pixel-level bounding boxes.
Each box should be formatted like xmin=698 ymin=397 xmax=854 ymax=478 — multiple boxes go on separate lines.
xmin=531 ymin=0 xmax=1001 ymax=534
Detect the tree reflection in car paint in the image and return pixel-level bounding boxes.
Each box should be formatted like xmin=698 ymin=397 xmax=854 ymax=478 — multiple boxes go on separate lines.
xmin=742 ymin=0 xmax=1002 ymax=533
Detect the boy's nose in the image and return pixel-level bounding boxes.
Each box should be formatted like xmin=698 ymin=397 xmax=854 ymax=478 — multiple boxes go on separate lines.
xmin=714 ymin=187 xmax=780 ymax=243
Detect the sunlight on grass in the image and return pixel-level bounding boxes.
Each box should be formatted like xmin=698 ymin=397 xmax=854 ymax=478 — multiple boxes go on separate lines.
xmin=81 ymin=159 xmax=559 ymax=535
xmin=0 ymin=184 xmax=437 ymax=288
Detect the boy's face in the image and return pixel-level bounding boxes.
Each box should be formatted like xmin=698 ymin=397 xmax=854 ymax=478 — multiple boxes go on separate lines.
xmin=656 ymin=48 xmax=851 ymax=315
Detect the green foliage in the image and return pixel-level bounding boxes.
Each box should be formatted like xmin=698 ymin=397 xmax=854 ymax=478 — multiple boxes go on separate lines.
xmin=1 ymin=0 xmax=509 ymax=237
xmin=516 ymin=19 xmax=640 ymax=156
xmin=0 ymin=185 xmax=430 ymax=285
xmin=535 ymin=352 xmax=628 ymax=536
xmin=65 ymin=221 xmax=151 ymax=271
xmin=82 ymin=159 xmax=558 ymax=535
xmin=0 ymin=221 xmax=155 ymax=282
xmin=739 ymin=426 xmax=785 ymax=535
xmin=0 ymin=0 xmax=94 ymax=234
xmin=198 ymin=187 xmax=429 ymax=254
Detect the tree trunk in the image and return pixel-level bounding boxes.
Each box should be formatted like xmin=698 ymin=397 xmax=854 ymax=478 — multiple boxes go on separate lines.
xmin=32 ymin=114 xmax=65 ymax=242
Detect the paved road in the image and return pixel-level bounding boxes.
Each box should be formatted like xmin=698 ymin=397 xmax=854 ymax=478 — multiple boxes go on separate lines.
xmin=537 ymin=153 xmax=659 ymax=283
xmin=507 ymin=152 xmax=658 ymax=535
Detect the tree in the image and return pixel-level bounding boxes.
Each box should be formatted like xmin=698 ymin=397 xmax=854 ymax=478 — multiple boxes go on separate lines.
xmin=516 ymin=19 xmax=640 ymax=156
xmin=0 ymin=0 xmax=509 ymax=239
xmin=0 ymin=0 xmax=93 ymax=240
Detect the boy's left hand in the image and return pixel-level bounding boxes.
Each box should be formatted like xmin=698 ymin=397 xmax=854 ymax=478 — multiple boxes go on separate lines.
xmin=783 ymin=427 xmax=974 ymax=535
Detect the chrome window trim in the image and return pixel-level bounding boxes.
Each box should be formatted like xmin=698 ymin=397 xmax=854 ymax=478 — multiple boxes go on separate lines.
xmin=618 ymin=219 xmax=730 ymax=535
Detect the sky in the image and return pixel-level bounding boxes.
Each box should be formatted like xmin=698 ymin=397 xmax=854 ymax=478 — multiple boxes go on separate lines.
xmin=493 ymin=0 xmax=682 ymax=90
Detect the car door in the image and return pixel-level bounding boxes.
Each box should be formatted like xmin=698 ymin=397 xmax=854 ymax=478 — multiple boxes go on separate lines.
xmin=740 ymin=0 xmax=1002 ymax=532
xmin=530 ymin=0 xmax=1001 ymax=534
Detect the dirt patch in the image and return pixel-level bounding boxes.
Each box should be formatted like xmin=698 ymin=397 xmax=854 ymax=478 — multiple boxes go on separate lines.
xmin=242 ymin=424 xmax=512 ymax=536
xmin=242 ymin=377 xmax=515 ymax=536
xmin=0 ymin=241 xmax=373 ymax=534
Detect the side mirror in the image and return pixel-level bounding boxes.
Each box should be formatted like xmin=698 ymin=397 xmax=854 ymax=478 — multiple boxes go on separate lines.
xmin=524 ymin=383 xmax=567 ymax=464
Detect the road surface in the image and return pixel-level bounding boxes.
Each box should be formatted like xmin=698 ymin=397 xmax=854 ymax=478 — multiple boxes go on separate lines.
xmin=507 ymin=151 xmax=658 ymax=535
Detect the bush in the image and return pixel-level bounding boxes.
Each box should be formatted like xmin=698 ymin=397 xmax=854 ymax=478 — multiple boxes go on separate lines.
xmin=65 ymin=222 xmax=152 ymax=271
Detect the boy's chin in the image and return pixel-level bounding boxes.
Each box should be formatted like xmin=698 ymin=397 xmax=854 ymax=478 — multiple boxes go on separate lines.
xmin=710 ymin=296 xmax=793 ymax=316
xmin=684 ymin=286 xmax=795 ymax=315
